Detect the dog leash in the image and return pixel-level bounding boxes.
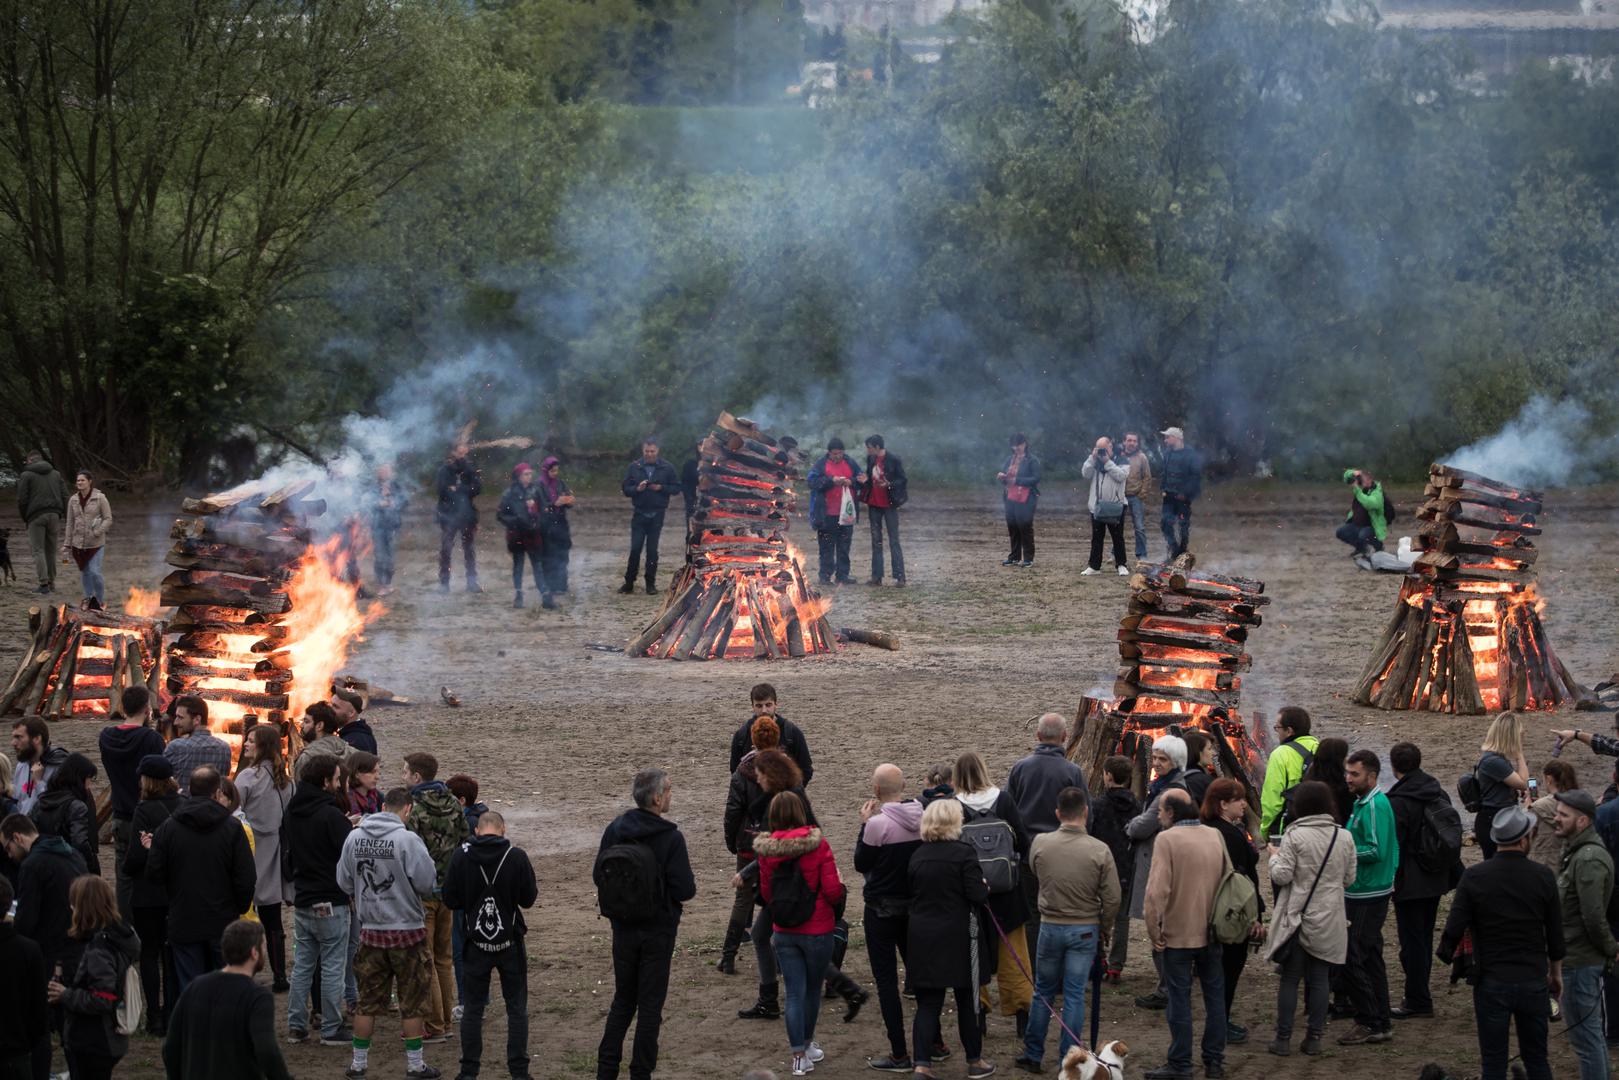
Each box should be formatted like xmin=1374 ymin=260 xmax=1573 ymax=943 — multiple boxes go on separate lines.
xmin=985 ymin=906 xmax=1094 ymax=1053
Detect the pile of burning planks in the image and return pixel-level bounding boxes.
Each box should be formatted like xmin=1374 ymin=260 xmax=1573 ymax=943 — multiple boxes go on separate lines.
xmin=630 ymin=412 xmax=835 ymax=660
xmin=1353 ymin=464 xmax=1580 ymax=714
xmin=1067 ymin=555 xmax=1268 ymax=809
xmin=1 ymin=605 xmax=166 ymax=720
xmin=162 ymin=481 xmax=323 ymax=749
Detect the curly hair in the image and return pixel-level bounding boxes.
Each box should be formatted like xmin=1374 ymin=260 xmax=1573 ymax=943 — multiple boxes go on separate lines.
xmin=752 ymin=748 xmax=802 ymax=794
xmin=750 ymin=716 xmax=781 ymax=752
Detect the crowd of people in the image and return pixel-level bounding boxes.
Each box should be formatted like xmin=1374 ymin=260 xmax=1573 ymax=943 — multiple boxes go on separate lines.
xmin=1 ymin=686 xmax=537 ymax=1080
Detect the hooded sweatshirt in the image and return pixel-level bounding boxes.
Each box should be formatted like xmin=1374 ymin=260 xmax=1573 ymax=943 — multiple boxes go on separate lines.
xmin=853 ymin=798 xmax=923 ymax=905
xmin=30 ymin=787 xmax=97 ymax=874
xmin=98 ymin=723 xmax=166 ymax=819
xmin=407 ymin=780 xmax=470 ymax=891
xmin=337 ymin=718 xmax=378 ymax=756
xmin=16 ymin=458 xmax=67 ymax=524
xmin=146 ymin=796 xmax=257 ymax=944
xmin=13 ymin=744 xmax=68 ymax=815
xmin=1387 ymin=769 xmax=1461 ymax=900
xmin=444 ymin=834 xmax=538 ymax=954
xmin=281 ymin=781 xmax=353 ymax=908
xmin=15 ymin=834 xmax=88 ymax=968
xmin=60 ymin=921 xmax=142 ymax=1060
xmin=337 ymin=813 xmax=437 ymax=933
xmin=593 ymin=807 xmax=696 ymax=933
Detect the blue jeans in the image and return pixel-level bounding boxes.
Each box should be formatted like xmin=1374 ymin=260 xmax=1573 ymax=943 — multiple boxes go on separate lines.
xmin=1163 ymin=942 xmax=1226 ymax=1071
xmin=816 ymin=526 xmax=853 ymax=583
xmin=1336 ymin=521 xmax=1382 ymax=553
xmin=1127 ymin=495 xmax=1148 ymax=559
xmin=78 ymin=547 xmax=105 ymax=606
xmin=774 ymin=931 xmax=834 ymax=1053
xmin=1564 ymin=964 xmax=1609 ymax=1080
xmin=288 ymin=905 xmax=351 ymax=1037
xmin=868 ymin=506 xmax=905 ymax=581
xmin=1474 ymin=977 xmax=1552 ymax=1080
xmin=1161 ymin=496 xmax=1192 ymax=559
xmin=1022 ymin=923 xmax=1097 ymax=1066
xmin=171 ymin=939 xmax=222 ymax=996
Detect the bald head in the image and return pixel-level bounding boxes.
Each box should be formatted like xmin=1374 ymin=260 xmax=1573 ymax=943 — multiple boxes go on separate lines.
xmin=475 ymin=810 xmax=506 ymax=836
xmin=1035 ymin=713 xmax=1067 ymax=745
xmin=873 ymin=764 xmax=904 ymax=801
xmin=1159 ymin=787 xmax=1198 ymax=825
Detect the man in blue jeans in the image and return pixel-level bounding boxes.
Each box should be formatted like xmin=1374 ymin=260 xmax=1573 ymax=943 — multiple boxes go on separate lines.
xmin=282 ymin=755 xmax=355 ymax=1044
xmin=1157 ymin=427 xmax=1202 ymax=560
xmin=1015 ymin=787 xmax=1121 ymax=1073
xmin=1119 ymin=432 xmax=1152 ymax=562
xmin=1437 ymin=805 xmax=1562 ymax=1080
xmin=1553 ymin=791 xmax=1618 ymax=1080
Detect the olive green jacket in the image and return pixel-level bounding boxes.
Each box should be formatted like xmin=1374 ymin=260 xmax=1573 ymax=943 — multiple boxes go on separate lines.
xmin=1558 ymin=825 xmax=1618 ymax=968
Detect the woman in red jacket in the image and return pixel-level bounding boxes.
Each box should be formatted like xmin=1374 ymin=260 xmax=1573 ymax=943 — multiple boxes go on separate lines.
xmin=753 ymin=791 xmax=846 ymax=1077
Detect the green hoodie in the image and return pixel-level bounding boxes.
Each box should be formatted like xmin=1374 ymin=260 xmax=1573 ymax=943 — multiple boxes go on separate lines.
xmin=16 ymin=458 xmax=67 ymax=524
xmin=1342 ymin=471 xmax=1391 ymax=541
xmin=1346 ymin=787 xmax=1398 ymax=899
xmin=1558 ymin=826 xmax=1618 ymax=968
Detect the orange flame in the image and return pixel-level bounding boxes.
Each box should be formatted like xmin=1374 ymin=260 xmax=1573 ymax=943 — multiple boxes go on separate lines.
xmin=125 ymin=587 xmax=162 ymax=617
xmin=274 ymin=536 xmax=385 ymax=715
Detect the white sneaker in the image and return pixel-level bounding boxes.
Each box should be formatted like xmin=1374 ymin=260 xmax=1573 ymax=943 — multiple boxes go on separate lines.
xmin=1117 ymin=565 xmax=1130 ymax=576
xmin=792 ymin=1052 xmax=814 ymax=1075
xmin=450 ymin=1005 xmax=464 ymax=1022
xmin=1080 ymin=567 xmax=1101 ymax=576
xmin=807 ymin=1042 xmax=825 ymax=1063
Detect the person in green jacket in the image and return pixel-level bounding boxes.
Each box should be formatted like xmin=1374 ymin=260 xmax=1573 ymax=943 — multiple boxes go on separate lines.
xmin=1336 ymin=469 xmax=1395 ymax=569
xmin=1552 ymin=790 xmax=1617 ymax=1080
xmin=15 ymin=450 xmax=67 ymax=594
xmin=1339 ymin=749 xmax=1398 ymax=1046
xmin=1260 ymin=707 xmax=1320 ymax=841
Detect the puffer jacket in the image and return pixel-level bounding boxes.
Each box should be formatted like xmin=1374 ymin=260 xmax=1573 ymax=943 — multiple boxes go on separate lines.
xmin=1558 ymin=825 xmax=1619 ymax=969
xmin=1265 ymin=813 xmax=1358 ymax=965
xmin=1081 ymin=453 xmax=1128 ymax=514
xmin=62 ymin=489 xmax=112 ymax=551
xmin=16 ymin=459 xmax=67 ymax=524
xmin=754 ymin=826 xmax=845 ymax=936
xmin=60 ymin=920 xmax=142 ymax=1060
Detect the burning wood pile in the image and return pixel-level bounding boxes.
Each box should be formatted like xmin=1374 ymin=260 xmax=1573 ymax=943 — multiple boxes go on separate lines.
xmin=1 ymin=604 xmax=167 ymax=720
xmin=629 ymin=412 xmax=834 ymax=660
xmin=165 ymin=480 xmax=372 ymax=756
xmin=1353 ymin=464 xmax=1580 ymax=714
xmin=1068 ymin=556 xmax=1269 ymax=804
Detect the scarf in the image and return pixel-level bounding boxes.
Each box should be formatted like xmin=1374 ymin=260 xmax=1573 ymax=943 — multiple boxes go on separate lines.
xmin=539 ymin=456 xmax=562 ymax=502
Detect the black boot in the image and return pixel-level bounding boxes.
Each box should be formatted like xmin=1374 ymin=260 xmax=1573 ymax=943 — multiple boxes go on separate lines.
xmin=513 ymin=591 xmax=524 ymax=609
xmin=978 ymin=1004 xmax=989 ymax=1042
xmin=738 ymin=985 xmax=780 ymax=1020
xmin=645 ymin=571 xmax=659 ymax=595
xmin=541 ymin=592 xmax=557 ymax=610
xmin=618 ymin=580 xmax=635 ymax=594
xmin=719 ymin=920 xmax=747 ymax=975
xmin=1016 ymin=1007 xmax=1029 ymax=1039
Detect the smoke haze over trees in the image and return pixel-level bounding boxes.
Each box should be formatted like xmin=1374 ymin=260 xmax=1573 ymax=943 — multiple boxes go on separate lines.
xmin=3 ymin=0 xmax=1618 ymax=486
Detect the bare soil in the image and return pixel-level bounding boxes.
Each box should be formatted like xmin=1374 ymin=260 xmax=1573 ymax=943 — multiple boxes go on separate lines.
xmin=4 ymin=481 xmax=1617 ymax=1080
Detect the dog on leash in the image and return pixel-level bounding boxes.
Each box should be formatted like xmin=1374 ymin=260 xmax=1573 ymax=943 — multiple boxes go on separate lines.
xmin=1058 ymin=1040 xmax=1129 ymax=1080
xmin=0 ymin=528 xmax=14 ymax=584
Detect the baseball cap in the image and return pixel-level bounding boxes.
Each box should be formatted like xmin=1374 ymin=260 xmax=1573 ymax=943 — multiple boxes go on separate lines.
xmin=1160 ymin=426 xmax=1185 ymax=440
xmin=1489 ymin=805 xmax=1532 ymax=845
xmin=1555 ymin=790 xmax=1598 ymax=820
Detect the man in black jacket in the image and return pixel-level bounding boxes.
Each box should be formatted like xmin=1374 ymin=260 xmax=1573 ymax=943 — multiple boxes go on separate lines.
xmin=1091 ymin=756 xmax=1141 ymax=981
xmin=1007 ymin=713 xmax=1087 ymax=958
xmin=331 ymin=688 xmax=378 ymax=755
xmin=145 ymin=765 xmax=256 ymax=993
xmin=854 ymin=764 xmax=924 ymax=1071
xmin=728 ymin=684 xmax=813 ymax=782
xmin=620 ymin=439 xmax=680 ymax=595
xmin=0 ymin=875 xmax=49 ymax=1079
xmin=445 ymin=810 xmax=539 ymax=1080
xmin=593 ymin=767 xmax=697 ymax=1080
xmin=861 ymin=435 xmax=908 ymax=587
xmin=281 ymin=755 xmax=354 ymax=1044
xmin=436 ymin=446 xmax=483 ymax=594
xmin=163 ymin=919 xmax=293 ymax=1080
xmin=98 ymin=685 xmax=165 ymax=920
xmin=1386 ymin=742 xmax=1461 ymax=1020
xmin=1437 ymin=806 xmax=1562 ymax=1080
xmin=1157 ymin=426 xmax=1203 ymax=559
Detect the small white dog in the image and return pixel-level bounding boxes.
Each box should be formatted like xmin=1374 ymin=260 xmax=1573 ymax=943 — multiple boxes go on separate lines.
xmin=1058 ymin=1039 xmax=1130 ymax=1080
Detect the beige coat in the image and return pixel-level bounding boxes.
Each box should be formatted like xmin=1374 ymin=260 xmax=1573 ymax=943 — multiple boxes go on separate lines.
xmin=1529 ymin=794 xmax=1564 ymax=871
xmin=1143 ymin=821 xmax=1226 ymax=949
xmin=1123 ymin=450 xmax=1153 ymax=498
xmin=1265 ymin=813 xmax=1358 ymax=965
xmin=62 ymin=489 xmax=112 ymax=551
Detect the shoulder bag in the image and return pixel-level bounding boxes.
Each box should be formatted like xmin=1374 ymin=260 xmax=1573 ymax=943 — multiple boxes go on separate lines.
xmin=1270 ymin=826 xmax=1338 ymax=968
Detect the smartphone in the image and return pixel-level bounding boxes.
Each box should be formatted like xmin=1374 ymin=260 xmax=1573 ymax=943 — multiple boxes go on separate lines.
xmin=1529 ymin=778 xmax=1539 ymax=796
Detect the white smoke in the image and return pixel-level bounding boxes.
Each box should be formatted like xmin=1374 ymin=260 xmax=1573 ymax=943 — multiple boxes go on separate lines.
xmin=1445 ymin=395 xmax=1619 ymax=489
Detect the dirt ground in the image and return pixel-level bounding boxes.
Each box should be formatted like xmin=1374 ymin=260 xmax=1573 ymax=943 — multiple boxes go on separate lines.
xmin=3 ymin=479 xmax=1617 ymax=1080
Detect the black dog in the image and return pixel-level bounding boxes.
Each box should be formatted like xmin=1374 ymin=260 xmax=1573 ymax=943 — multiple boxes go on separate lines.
xmin=0 ymin=527 xmax=14 ymax=585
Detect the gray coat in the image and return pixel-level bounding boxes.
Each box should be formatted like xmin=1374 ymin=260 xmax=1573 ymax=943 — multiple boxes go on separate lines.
xmin=1265 ymin=813 xmax=1358 ymax=965
xmin=1124 ymin=770 xmax=1186 ymax=918
xmin=1081 ymin=454 xmax=1128 ymax=514
xmin=236 ymin=764 xmax=293 ymax=905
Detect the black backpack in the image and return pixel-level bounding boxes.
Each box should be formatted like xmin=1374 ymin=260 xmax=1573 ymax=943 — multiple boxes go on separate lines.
xmin=596 ymin=840 xmax=664 ymax=924
xmin=467 ymin=846 xmax=519 ymax=950
xmin=1414 ymin=795 xmax=1464 ymax=875
xmin=1456 ymin=771 xmax=1483 ymax=814
xmin=1272 ymin=740 xmax=1316 ymax=837
xmin=768 ymin=856 xmax=820 ymax=928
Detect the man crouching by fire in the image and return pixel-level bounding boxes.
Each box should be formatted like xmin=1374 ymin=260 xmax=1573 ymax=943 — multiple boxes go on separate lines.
xmin=1337 ymin=469 xmax=1396 ymax=571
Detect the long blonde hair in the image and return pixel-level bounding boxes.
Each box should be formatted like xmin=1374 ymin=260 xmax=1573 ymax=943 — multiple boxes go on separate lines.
xmin=1482 ymin=712 xmax=1525 ymax=762
xmin=953 ymin=751 xmax=992 ymax=796
xmin=0 ymin=754 xmax=12 ymax=799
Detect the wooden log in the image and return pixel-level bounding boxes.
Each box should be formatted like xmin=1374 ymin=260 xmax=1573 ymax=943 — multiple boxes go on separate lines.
xmin=1117 ymin=642 xmax=1251 ymax=670
xmin=1417 ymin=506 xmax=1542 ymax=535
xmin=837 ymin=627 xmax=900 ymax=650
xmin=1353 ymin=601 xmax=1413 ymax=704
xmin=1430 ymin=464 xmax=1543 ymax=502
xmin=27 ymin=606 xmax=42 ymax=638
xmin=1119 ymin=613 xmax=1247 ymax=643
xmin=109 ymin=634 xmax=129 ymax=712
xmin=1451 ymin=626 xmax=1485 ymax=714
xmin=714 ymin=428 xmax=792 ymax=468
xmin=698 ymin=474 xmax=791 ymax=499
xmin=1129 ymin=593 xmax=1263 ymax=626
xmin=671 ymin=582 xmax=729 ymax=661
xmin=1372 ymin=605 xmax=1426 ymax=710
xmin=160 ymin=571 xmax=291 ymax=615
xmin=1411 ymin=618 xmax=1443 ymax=711
xmin=46 ymin=630 xmax=83 ymax=720
xmin=1208 ymin=724 xmax=1260 ymax=814
xmin=171 ymin=686 xmax=290 ymax=710
xmin=1117 ymin=681 xmax=1242 ymax=711
xmin=626 ymin=579 xmax=700 ymax=657
xmin=69 ymin=687 xmax=114 ymax=701
xmin=691 ymin=586 xmax=737 ymax=660
xmin=690 ymin=506 xmax=791 ymax=528
xmin=1121 ymin=665 xmax=1239 ymax=692
xmin=698 ymin=460 xmax=791 ymax=485
xmin=747 ymin=581 xmax=782 ymax=660
xmin=1 ymin=613 xmax=49 ymax=712
xmin=167 ymin=613 xmax=287 ymax=639
xmin=166 ymin=547 xmax=296 ymax=580
xmin=180 ymin=486 xmax=275 ymax=515
xmin=171 ymin=517 xmax=312 ymax=549
xmin=699 ymin=436 xmax=790 ymax=477
xmin=1133 ymin=737 xmax=1152 ymax=802
xmin=1422 ymin=484 xmax=1542 ymax=515
xmin=716 ymin=412 xmax=807 ymax=465
xmin=1117 ymin=628 xmax=1246 ymax=657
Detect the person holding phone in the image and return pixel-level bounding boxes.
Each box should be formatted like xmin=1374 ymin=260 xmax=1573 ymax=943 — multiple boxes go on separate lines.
xmin=1082 ymin=437 xmax=1130 ymax=577
xmin=807 ymin=439 xmax=865 ymax=586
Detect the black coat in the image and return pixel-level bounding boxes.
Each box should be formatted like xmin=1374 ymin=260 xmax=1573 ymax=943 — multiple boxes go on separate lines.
xmin=680 ymin=458 xmax=700 ymax=518
xmin=723 ymin=755 xmax=816 ymax=861
xmin=14 ymin=835 xmax=87 ymax=969
xmin=281 ymin=781 xmax=352 ymax=909
xmin=593 ymin=808 xmax=696 ymax=934
xmin=0 ymin=924 xmax=48 ymax=1060
xmin=728 ymin=714 xmax=814 ymax=783
xmin=60 ymin=921 xmax=142 ymax=1060
xmin=30 ymin=787 xmax=98 ymax=875
xmin=1388 ymin=769 xmax=1462 ymax=901
xmin=1006 ymin=744 xmax=1087 ymax=839
xmin=147 ymin=797 xmax=256 ymax=945
xmin=124 ymin=793 xmax=182 ymax=909
xmin=337 ymin=719 xmax=378 ymax=756
xmin=539 ymin=480 xmax=573 ymax=549
xmin=1090 ymin=787 xmax=1141 ymax=892
xmin=622 ymin=458 xmax=680 ymax=516
xmin=435 ymin=459 xmax=482 ymax=527
xmin=496 ymin=480 xmax=544 ymax=548
xmin=905 ymin=839 xmax=992 ymax=990
xmin=861 ymin=453 xmax=909 ymax=508
xmin=444 ymin=835 xmax=538 ymax=953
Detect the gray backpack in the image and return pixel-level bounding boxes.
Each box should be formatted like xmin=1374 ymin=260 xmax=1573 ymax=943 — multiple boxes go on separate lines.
xmin=961 ymin=805 xmax=1019 ymax=894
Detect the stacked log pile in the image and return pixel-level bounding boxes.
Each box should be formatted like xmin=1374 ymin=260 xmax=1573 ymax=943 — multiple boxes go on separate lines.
xmin=163 ymin=481 xmax=322 ymax=752
xmin=630 ymin=412 xmax=834 ymax=659
xmin=1353 ymin=464 xmax=1580 ymax=714
xmin=1067 ymin=555 xmax=1269 ymax=813
xmin=1 ymin=605 xmax=167 ymax=720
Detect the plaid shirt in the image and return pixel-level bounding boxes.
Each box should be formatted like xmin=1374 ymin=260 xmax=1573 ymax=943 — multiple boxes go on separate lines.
xmin=359 ymin=927 xmax=428 ymax=949
xmin=163 ymin=729 xmax=235 ymax=793
xmin=1588 ymin=732 xmax=1619 ymax=757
